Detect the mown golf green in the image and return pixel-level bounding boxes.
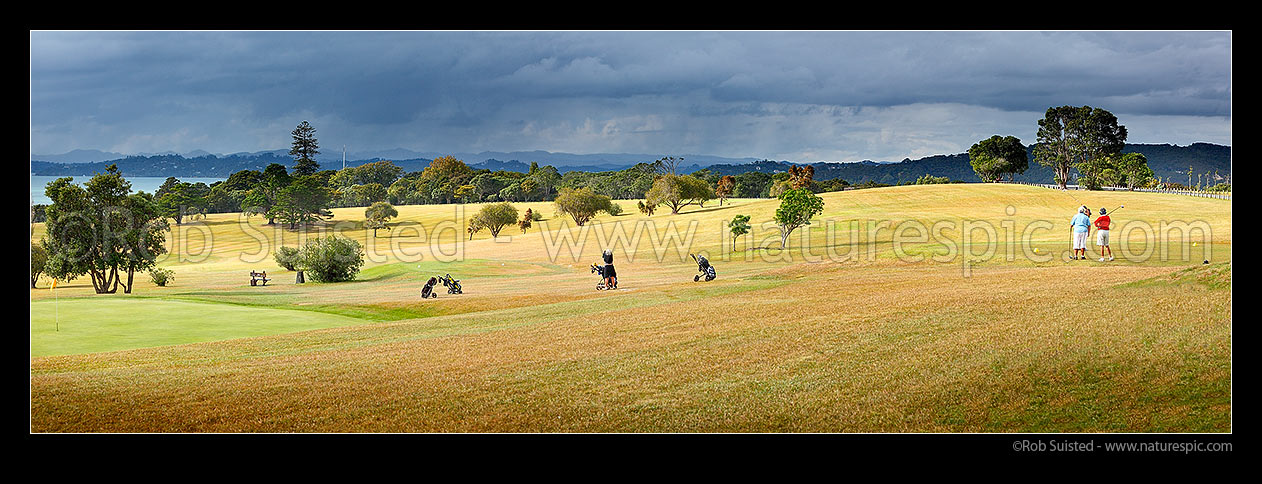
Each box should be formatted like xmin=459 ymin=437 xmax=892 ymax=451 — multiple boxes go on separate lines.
xmin=29 ymin=184 xmax=1231 ymax=432
xmin=30 ymin=298 xmax=369 ymax=357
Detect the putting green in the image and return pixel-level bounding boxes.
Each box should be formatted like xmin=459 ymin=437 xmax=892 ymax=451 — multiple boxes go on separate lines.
xmin=30 ymin=298 xmax=369 ymax=358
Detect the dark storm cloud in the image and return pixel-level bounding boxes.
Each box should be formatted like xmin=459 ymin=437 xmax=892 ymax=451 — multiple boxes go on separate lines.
xmin=702 ymin=31 xmax=1230 ymax=115
xmin=30 ymin=30 xmax=1230 ymax=160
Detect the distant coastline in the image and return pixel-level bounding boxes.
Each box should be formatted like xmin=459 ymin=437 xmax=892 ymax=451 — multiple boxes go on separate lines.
xmin=29 ymin=143 xmax=1231 ymax=187
xmin=29 ymin=176 xmax=226 ymax=206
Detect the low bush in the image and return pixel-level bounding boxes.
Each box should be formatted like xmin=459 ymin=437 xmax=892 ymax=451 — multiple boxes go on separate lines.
xmin=150 ymin=268 xmax=175 ymax=287
xmin=298 ymin=236 xmax=364 ymax=282
xmin=274 ymin=246 xmax=301 ymax=271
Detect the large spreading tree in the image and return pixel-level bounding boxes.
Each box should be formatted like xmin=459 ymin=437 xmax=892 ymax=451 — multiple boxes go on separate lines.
xmin=645 ymin=174 xmax=713 ymax=214
xmin=1033 ymin=105 xmax=1127 ymax=189
xmin=331 ymin=160 xmax=402 ymax=188
xmin=155 ymin=177 xmax=211 ymax=225
xmin=1113 ymin=152 xmax=1154 ymax=190
xmin=968 ymin=135 xmax=1028 ymax=182
xmin=471 ymin=202 xmax=519 ymax=238
xmin=41 ymin=165 xmax=169 ymax=294
xmin=788 ymin=165 xmax=815 ymax=189
xmin=243 ymin=163 xmax=292 ymax=225
xmin=553 ymin=187 xmax=615 ymax=226
xmin=1080 ymin=152 xmax=1154 ymax=190
xmin=274 ymin=175 xmax=334 ymax=229
xmin=420 ymin=155 xmax=474 ymax=204
xmin=364 ymin=201 xmax=399 ymax=237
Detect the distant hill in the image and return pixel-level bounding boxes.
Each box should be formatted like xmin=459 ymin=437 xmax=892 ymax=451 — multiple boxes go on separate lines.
xmin=30 ymin=143 xmax=1229 ymax=185
xmin=321 ymin=149 xmax=758 ymax=169
xmin=31 ymin=153 xmax=657 ymax=177
xmin=30 ymin=149 xmax=128 ymax=164
xmin=697 ymin=143 xmax=1230 ymax=185
xmin=32 ymin=152 xmax=298 ymax=178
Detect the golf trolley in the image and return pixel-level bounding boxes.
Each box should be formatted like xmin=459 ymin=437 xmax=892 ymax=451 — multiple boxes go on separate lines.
xmin=691 ymin=254 xmax=716 ymax=282
xmin=589 ymin=249 xmax=618 ymax=291
xmin=421 ymin=273 xmax=463 ymax=299
xmin=591 ymin=263 xmax=617 ymax=290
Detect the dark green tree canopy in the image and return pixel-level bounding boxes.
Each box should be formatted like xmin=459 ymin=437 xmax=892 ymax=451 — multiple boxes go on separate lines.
xmin=728 ymin=214 xmax=751 ymax=250
xmin=274 ymin=175 xmax=334 ymax=229
xmin=332 ymin=160 xmax=402 ymax=188
xmin=298 ymin=235 xmax=363 ymax=283
xmin=363 ymin=201 xmax=399 ymax=236
xmin=1033 ymin=105 xmax=1127 ymax=188
xmin=31 ymin=243 xmax=48 ymax=288
xmin=41 ymin=165 xmax=169 ymax=294
xmin=553 ymin=187 xmax=615 ymax=226
xmin=645 ymin=174 xmax=714 ymax=214
xmin=290 ymin=120 xmax=321 ymax=176
xmin=156 ymin=179 xmax=210 ymax=225
xmin=471 ymin=202 xmax=519 ymax=237
xmin=968 ymin=135 xmax=1028 ymax=182
xmin=773 ymin=188 xmax=825 ymax=249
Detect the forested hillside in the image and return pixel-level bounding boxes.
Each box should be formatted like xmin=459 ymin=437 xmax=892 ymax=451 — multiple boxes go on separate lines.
xmin=31 ymin=143 xmax=1229 ymax=186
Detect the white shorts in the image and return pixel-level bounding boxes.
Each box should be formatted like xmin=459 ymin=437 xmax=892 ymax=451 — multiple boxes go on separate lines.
xmin=1072 ymin=231 xmax=1088 ymax=250
xmin=1096 ymin=230 xmax=1110 ymax=246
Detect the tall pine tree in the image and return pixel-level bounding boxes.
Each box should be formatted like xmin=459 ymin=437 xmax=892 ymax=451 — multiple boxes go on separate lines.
xmin=290 ymin=120 xmax=321 ymax=176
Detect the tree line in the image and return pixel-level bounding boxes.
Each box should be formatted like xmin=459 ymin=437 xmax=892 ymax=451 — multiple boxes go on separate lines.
xmin=31 ymin=118 xmax=878 ymax=293
xmin=107 ymin=120 xmax=870 ymax=234
xmin=967 ymin=105 xmax=1161 ymax=190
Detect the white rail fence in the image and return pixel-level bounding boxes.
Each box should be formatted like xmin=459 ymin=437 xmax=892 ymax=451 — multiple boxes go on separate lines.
xmin=1000 ymin=181 xmax=1231 ymax=200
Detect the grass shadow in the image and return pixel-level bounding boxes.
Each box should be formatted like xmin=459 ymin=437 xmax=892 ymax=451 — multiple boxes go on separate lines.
xmin=672 ymin=204 xmax=744 ymax=216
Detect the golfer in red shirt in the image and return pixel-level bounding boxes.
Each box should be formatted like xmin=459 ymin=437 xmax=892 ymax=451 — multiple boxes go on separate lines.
xmin=1094 ymin=207 xmax=1113 ymax=261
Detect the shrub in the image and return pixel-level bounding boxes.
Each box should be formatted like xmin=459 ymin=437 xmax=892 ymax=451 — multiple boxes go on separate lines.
xmin=605 ymin=202 xmax=623 ymax=216
xmin=637 ymin=200 xmax=656 ymax=216
xmin=298 ymin=236 xmax=364 ymax=282
xmin=728 ymin=214 xmax=751 ymax=251
xmin=150 ymin=268 xmax=175 ymax=287
xmin=915 ymin=174 xmax=952 ymax=185
xmin=274 ymin=246 xmax=301 ymax=271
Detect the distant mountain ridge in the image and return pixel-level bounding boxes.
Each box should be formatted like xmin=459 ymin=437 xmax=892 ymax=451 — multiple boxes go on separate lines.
xmin=30 ymin=143 xmax=1229 ymax=185
xmin=695 ymin=143 xmax=1230 ymax=185
xmin=30 ymin=149 xmax=129 ymax=164
xmin=31 ymin=148 xmax=757 ymax=168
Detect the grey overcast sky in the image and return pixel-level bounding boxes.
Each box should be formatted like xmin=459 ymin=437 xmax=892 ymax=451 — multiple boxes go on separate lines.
xmin=29 ymin=30 xmax=1231 ymax=162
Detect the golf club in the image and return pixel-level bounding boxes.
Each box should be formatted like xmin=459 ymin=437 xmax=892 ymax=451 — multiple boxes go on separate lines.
xmin=1064 ymin=188 xmax=1086 ymax=207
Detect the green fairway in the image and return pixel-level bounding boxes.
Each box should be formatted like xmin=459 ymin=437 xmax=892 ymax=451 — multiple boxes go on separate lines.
xmin=30 ymin=298 xmax=368 ymax=357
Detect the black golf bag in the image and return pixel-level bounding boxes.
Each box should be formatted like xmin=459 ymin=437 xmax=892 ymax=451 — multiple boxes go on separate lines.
xmin=422 ymin=273 xmax=462 ymax=299
xmin=421 ymin=276 xmax=439 ymax=299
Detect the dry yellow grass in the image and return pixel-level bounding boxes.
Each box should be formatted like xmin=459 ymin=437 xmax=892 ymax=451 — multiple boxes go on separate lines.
xmin=29 ymin=184 xmax=1231 ymax=432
